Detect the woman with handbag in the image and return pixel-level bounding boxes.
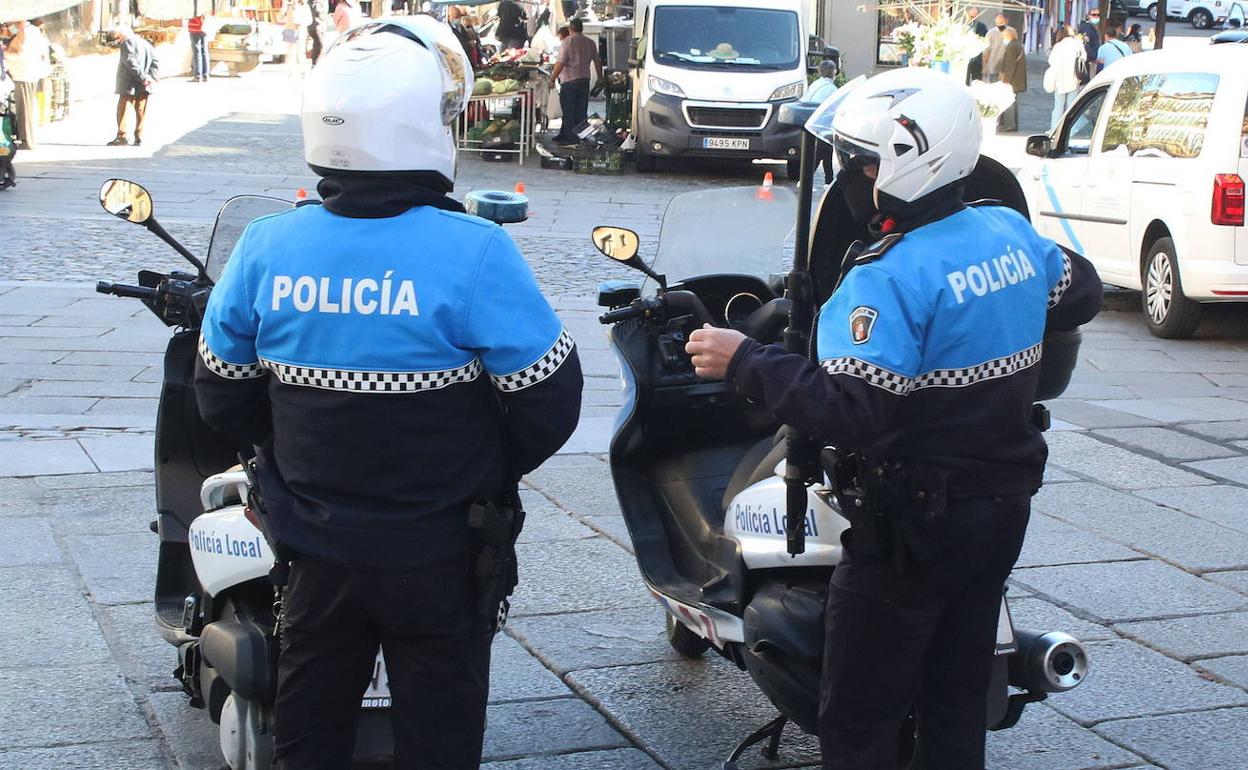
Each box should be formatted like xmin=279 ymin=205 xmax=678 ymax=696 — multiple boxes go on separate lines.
xmin=1045 ymin=25 xmax=1086 ymax=131
xmin=285 ymin=0 xmax=313 ymax=77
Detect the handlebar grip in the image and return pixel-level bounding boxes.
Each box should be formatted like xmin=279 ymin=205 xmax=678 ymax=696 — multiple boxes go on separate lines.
xmin=96 ymin=281 xmax=158 ymax=300
xmin=599 ymin=305 xmax=644 ymax=324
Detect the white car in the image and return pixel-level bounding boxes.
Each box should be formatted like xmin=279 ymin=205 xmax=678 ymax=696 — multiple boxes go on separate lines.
xmin=1018 ymin=45 xmax=1247 ymax=338
xmin=1164 ymin=0 xmax=1230 ymax=27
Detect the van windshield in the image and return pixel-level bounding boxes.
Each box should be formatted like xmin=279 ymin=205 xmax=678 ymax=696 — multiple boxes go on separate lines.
xmin=652 ymin=6 xmax=800 ymax=71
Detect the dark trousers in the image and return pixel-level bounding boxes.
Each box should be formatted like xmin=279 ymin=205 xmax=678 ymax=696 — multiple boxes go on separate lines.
xmin=309 ymin=25 xmax=324 ymax=64
xmin=555 ymin=78 xmax=590 ymax=142
xmin=190 ymin=32 xmax=209 ymax=79
xmin=274 ymin=552 xmax=493 ymax=770
xmin=998 ymin=103 xmax=1019 ymax=132
xmin=819 ymin=495 xmax=1031 ymax=770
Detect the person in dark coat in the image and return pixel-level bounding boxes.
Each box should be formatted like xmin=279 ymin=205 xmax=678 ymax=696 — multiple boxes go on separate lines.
xmin=497 ymin=0 xmax=528 ymax=50
xmin=996 ymin=27 xmax=1027 ymax=132
xmin=109 ymin=27 xmax=158 ymax=146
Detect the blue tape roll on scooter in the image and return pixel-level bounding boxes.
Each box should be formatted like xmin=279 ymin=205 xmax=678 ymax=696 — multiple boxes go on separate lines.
xmin=464 ymin=190 xmax=529 ymax=224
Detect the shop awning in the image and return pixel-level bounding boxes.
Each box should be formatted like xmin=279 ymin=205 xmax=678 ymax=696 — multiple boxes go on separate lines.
xmin=1 ymin=0 xmax=86 ymax=23
xmin=138 ymin=0 xmax=200 ymax=21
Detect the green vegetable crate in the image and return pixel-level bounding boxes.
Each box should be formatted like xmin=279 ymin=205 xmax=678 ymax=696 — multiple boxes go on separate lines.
xmin=573 ymin=148 xmax=623 ymax=175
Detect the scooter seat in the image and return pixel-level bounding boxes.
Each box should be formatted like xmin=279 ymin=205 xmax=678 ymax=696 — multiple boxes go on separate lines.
xmin=721 ymin=431 xmax=786 ymax=513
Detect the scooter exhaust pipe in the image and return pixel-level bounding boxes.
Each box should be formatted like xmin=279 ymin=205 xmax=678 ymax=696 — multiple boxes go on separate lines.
xmin=1008 ymin=629 xmax=1088 ymax=693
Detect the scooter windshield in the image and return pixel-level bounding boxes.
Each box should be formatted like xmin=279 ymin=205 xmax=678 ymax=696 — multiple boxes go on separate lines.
xmin=647 ymin=186 xmax=796 ymax=288
xmin=205 ymin=196 xmax=294 ymax=282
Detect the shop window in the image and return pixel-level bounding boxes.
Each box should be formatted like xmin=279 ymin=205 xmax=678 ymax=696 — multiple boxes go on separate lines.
xmin=1101 ymin=72 xmax=1219 ymax=159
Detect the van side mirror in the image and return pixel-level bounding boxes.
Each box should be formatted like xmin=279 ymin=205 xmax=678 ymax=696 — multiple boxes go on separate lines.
xmin=1026 ymin=135 xmax=1053 ymax=158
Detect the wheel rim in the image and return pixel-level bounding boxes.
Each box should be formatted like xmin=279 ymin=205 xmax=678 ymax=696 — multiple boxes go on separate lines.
xmin=1149 ymin=4 xmax=1158 ymax=19
xmin=1145 ymin=251 xmax=1174 ymax=324
xmin=1195 ymin=10 xmax=1211 ymax=26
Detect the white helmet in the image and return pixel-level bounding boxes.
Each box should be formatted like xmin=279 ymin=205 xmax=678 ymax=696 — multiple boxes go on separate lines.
xmin=807 ymin=68 xmax=981 ymax=206
xmin=301 ymin=16 xmax=473 ymax=190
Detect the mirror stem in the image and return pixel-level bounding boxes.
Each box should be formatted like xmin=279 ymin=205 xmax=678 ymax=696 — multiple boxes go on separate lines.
xmin=146 ymin=218 xmax=211 ymax=283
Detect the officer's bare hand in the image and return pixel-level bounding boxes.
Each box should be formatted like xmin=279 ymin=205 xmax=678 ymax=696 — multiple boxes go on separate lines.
xmin=685 ymin=324 xmax=746 ymax=380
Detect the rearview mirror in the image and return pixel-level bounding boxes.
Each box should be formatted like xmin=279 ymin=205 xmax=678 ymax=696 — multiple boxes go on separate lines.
xmin=591 ymin=225 xmax=666 ymax=288
xmin=1025 ymin=135 xmax=1053 ymax=158
xmin=99 ymin=178 xmax=154 ymax=224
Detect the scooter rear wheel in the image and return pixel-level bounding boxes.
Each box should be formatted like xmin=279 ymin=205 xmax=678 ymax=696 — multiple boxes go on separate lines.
xmin=665 ymin=612 xmax=711 ymax=658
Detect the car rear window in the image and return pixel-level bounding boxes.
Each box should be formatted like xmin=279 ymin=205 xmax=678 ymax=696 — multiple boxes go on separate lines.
xmin=1101 ymin=72 xmax=1220 ymax=159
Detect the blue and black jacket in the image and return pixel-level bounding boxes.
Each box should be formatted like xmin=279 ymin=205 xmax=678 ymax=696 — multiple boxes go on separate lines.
xmin=728 ymin=204 xmax=1101 ymax=498
xmin=195 ymin=193 xmax=583 ymax=568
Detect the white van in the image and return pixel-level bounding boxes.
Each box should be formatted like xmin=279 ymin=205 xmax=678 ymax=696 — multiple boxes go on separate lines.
xmin=628 ymin=0 xmax=810 ymax=176
xmin=1018 ymin=46 xmax=1248 ymax=338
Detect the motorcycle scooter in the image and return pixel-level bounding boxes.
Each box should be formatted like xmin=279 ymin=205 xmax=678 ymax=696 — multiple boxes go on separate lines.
xmin=96 ymin=178 xmax=476 ymax=769
xmin=593 ymin=90 xmax=1091 ymax=768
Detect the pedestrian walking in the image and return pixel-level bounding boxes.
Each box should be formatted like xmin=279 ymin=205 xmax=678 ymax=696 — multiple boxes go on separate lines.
xmin=188 ymin=15 xmax=210 ymax=81
xmin=308 ymin=0 xmax=328 ymax=65
xmin=284 ymin=0 xmax=312 ymax=77
xmin=497 ymin=0 xmax=528 ymax=50
xmin=4 ymin=20 xmax=51 ymax=149
xmin=109 ymin=27 xmax=158 ymax=147
xmin=983 ymin=13 xmax=1015 ymax=83
xmin=194 ymin=17 xmax=582 ymax=769
xmin=683 ymin=66 xmax=1102 ymax=770
xmin=1097 ymin=22 xmax=1132 ymax=73
xmin=996 ymin=27 xmax=1026 ymax=132
xmin=550 ymin=17 xmax=600 ymax=144
xmin=1045 ymin=25 xmax=1086 ymax=130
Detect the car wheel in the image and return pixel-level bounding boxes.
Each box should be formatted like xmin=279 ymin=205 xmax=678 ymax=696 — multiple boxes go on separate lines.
xmin=1192 ymin=8 xmax=1214 ymax=27
xmin=1148 ymin=2 xmax=1158 ymax=19
xmin=1142 ymin=237 xmax=1202 ymax=339
xmin=665 ymin=612 xmax=711 ymax=658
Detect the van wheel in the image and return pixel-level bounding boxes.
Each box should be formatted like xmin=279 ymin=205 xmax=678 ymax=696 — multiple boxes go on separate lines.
xmin=1191 ymin=8 xmax=1214 ymax=27
xmin=1142 ymin=237 xmax=1202 ymax=339
xmin=1148 ymin=2 xmax=1157 ymax=19
xmin=665 ymin=613 xmax=710 ymax=658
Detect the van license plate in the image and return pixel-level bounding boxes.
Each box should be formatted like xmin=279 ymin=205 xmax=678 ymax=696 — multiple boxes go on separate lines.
xmin=361 ymin=650 xmax=390 ymax=708
xmin=703 ymin=137 xmax=750 ymax=150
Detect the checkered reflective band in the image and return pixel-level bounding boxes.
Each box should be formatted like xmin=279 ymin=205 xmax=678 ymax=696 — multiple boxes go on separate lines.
xmin=490 ymin=329 xmax=576 ymax=393
xmin=260 ymin=358 xmax=483 ymax=393
xmin=913 ymin=343 xmax=1042 ymax=390
xmin=199 ymin=336 xmax=264 ymax=380
xmin=822 ymin=357 xmax=914 ymax=396
xmin=1048 ymin=252 xmax=1073 ymax=308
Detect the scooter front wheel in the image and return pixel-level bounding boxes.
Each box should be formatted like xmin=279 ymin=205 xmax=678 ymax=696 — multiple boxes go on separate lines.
xmin=666 ymin=612 xmax=711 ymax=659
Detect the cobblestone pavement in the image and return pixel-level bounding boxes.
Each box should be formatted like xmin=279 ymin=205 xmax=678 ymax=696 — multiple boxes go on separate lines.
xmin=2 ymin=62 xmax=1248 ymax=770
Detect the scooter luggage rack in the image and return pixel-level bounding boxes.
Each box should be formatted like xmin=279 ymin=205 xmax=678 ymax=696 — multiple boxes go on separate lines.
xmin=722 ymin=713 xmax=787 ymax=769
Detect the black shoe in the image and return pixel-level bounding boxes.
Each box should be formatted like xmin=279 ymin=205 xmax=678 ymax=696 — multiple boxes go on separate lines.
xmin=133 ymin=137 xmax=142 ymax=146
xmin=107 ymin=136 xmax=128 ymax=146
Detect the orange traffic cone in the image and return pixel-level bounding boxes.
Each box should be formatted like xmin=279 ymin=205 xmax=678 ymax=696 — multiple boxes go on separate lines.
xmin=515 ymin=182 xmax=526 ymax=194
xmin=756 ymin=171 xmax=774 ymax=200
xmin=295 ymin=187 xmax=308 ymax=202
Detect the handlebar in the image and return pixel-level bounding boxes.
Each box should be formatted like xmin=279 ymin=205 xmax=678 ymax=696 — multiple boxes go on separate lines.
xmin=598 ymin=291 xmax=714 ymax=327
xmin=96 ymin=280 xmax=158 ymax=300
xmin=599 ymin=303 xmax=648 ymax=324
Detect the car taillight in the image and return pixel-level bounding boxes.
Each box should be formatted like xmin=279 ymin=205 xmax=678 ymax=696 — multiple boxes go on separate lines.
xmin=1212 ymin=173 xmax=1245 ymax=226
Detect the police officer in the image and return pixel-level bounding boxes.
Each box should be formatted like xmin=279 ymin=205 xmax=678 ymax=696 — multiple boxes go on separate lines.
xmin=684 ymin=68 xmax=1101 ymax=769
xmin=194 ymin=17 xmax=583 ymax=769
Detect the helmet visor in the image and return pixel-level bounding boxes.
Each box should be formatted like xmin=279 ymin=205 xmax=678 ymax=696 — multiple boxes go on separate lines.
xmin=803 ymin=75 xmax=867 ymax=147
xmin=830 ymin=134 xmax=881 ymax=178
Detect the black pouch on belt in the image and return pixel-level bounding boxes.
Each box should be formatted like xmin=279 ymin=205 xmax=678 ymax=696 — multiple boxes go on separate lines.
xmin=467 ymin=494 xmax=526 ymax=633
xmin=874 ymin=460 xmax=952 ymax=574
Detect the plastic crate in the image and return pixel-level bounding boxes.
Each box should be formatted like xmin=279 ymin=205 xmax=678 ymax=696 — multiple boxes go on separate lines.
xmin=573 ymin=149 xmax=623 ymax=175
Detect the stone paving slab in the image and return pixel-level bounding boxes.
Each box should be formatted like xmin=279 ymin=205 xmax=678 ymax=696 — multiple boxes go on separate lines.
xmin=1207 ymin=570 xmax=1248 ymax=595
xmin=1196 ymin=655 xmax=1248 ymax=690
xmin=101 ymin=602 xmax=177 ymax=693
xmin=64 ymin=531 xmax=158 ymax=606
xmin=489 ymin=634 xmax=576 ymax=704
xmin=0 ymin=664 xmax=152 ymax=748
xmin=0 ymin=740 xmax=169 ymax=770
xmin=1184 ymin=456 xmax=1248 ymax=485
xmin=512 ymin=537 xmax=651 ymax=618
xmin=1044 ymin=433 xmax=1211 ymax=490
xmin=983 ymin=703 xmax=1148 ymax=770
xmin=1014 ymin=512 xmax=1142 ymax=569
xmin=78 ymin=434 xmax=155 ymax=473
xmin=1093 ymin=398 xmax=1248 ymax=424
xmin=569 ymin=655 xmax=822 ymax=770
xmin=1091 ymin=427 xmax=1242 ymax=462
xmin=146 ymin=690 xmax=224 ymax=770
xmin=507 ymin=604 xmax=680 ymax=676
xmin=482 ymin=698 xmax=632 ymax=763
xmin=0 ymin=565 xmax=113 ymax=670
xmin=0 ymin=439 xmax=97 ymax=477
xmin=1136 ymin=486 xmax=1248 ymax=536
xmin=525 ymin=464 xmax=623 ymax=519
xmin=0 ymin=518 xmax=62 ymax=567
xmin=1181 ymin=420 xmax=1248 ymax=442
xmin=0 ymin=395 xmax=98 ymax=414
xmin=1004 ymin=597 xmax=1118 ymax=643
xmin=1011 ymin=560 xmax=1248 ymax=623
xmin=483 ymin=748 xmax=664 ymax=769
xmin=1043 ymin=639 xmax=1248 ymax=726
xmin=1114 ymin=612 xmax=1248 ymax=662
xmin=1094 ymin=707 xmax=1248 ymax=770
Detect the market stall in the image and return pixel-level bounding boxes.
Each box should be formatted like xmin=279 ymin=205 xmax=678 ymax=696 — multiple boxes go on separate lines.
xmin=458 ymin=54 xmax=553 ymax=163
